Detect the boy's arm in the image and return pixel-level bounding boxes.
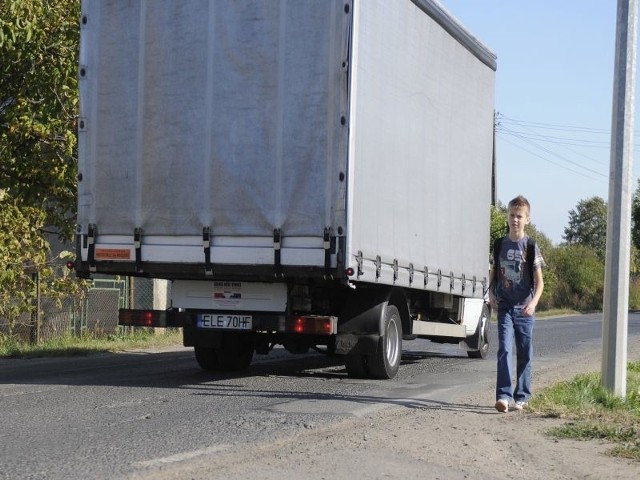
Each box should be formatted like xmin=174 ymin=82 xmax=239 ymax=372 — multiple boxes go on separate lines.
xmin=524 ymin=267 xmax=544 ymax=316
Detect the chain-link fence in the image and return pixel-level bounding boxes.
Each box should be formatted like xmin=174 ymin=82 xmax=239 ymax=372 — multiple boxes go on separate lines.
xmin=0 ymin=276 xmax=171 ymax=344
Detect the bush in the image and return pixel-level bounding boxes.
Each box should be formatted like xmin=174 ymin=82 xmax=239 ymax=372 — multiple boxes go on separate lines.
xmin=546 ymin=244 xmax=604 ymax=312
xmin=629 ymin=276 xmax=640 ymax=310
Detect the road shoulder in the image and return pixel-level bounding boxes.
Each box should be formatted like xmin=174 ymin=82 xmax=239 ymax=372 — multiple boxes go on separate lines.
xmin=132 ymin=342 xmax=640 ymax=480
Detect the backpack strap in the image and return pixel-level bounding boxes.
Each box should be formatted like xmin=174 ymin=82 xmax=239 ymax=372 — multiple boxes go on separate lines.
xmin=526 ymin=236 xmax=536 ymax=286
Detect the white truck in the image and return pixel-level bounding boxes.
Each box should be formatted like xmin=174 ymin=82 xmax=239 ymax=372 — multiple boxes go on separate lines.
xmin=75 ymin=0 xmax=496 ymax=379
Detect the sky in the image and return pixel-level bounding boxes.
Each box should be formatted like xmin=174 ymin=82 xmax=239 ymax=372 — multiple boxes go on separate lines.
xmin=442 ymin=1 xmax=635 ymax=244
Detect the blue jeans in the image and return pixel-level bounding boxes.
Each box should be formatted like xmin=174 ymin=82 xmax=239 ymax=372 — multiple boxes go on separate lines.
xmin=496 ymin=306 xmax=534 ymax=403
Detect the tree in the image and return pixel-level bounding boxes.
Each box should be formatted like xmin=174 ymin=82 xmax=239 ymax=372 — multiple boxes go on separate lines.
xmin=563 ymin=196 xmax=607 ymax=259
xmin=490 ymin=203 xmax=508 ymax=246
xmin=0 ymin=1 xmax=83 ymax=340
xmin=0 ymin=0 xmax=79 ymax=240
xmin=0 ymin=192 xmax=48 ymax=333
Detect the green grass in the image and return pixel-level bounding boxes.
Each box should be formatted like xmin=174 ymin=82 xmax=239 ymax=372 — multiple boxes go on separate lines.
xmin=536 ymin=308 xmax=581 ymax=318
xmin=529 ymin=361 xmax=640 ymax=460
xmin=490 ymin=308 xmax=579 ymax=322
xmin=0 ymin=329 xmax=183 ymax=358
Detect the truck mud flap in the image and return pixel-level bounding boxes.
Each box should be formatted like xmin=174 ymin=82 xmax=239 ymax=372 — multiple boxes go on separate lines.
xmin=337 ymin=287 xmax=409 ymax=336
xmin=334 ymin=333 xmax=379 ymax=355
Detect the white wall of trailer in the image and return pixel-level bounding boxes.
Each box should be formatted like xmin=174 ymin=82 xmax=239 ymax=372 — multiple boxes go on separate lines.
xmin=77 ymin=0 xmax=495 ymax=293
xmin=345 ymin=0 xmax=496 ymax=298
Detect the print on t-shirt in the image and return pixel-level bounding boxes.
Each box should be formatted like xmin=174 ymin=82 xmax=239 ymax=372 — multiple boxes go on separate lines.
xmin=500 ymin=248 xmax=525 ymax=292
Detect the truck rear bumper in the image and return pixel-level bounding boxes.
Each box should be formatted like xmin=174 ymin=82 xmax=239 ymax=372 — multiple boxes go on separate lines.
xmin=119 ymin=309 xmax=337 ymax=335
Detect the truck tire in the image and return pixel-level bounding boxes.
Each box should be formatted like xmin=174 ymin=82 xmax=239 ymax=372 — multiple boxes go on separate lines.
xmin=467 ymin=304 xmax=490 ymax=359
xmin=193 ymin=334 xmax=254 ymax=372
xmin=344 ymin=352 xmax=369 ymax=378
xmin=216 ymin=334 xmax=254 ymax=371
xmin=194 ymin=346 xmax=221 ymax=371
xmin=367 ymin=305 xmax=403 ymax=379
xmin=343 ymin=304 xmax=403 ymax=379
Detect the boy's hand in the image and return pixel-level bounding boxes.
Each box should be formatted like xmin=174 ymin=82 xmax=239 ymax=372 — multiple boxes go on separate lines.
xmin=523 ymin=303 xmax=536 ymax=316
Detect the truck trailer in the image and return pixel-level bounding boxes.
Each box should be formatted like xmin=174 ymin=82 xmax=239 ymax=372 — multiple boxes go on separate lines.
xmin=75 ymin=0 xmax=497 ymax=379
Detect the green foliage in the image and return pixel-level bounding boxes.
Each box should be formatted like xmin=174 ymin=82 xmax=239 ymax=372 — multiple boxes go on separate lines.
xmin=0 ymin=193 xmax=48 ymax=329
xmin=632 ymin=180 xmax=640 ymax=253
xmin=0 ymin=0 xmax=83 ymax=332
xmin=563 ymin=196 xmax=608 ymax=260
xmin=490 ymin=203 xmax=508 ymax=243
xmin=546 ymin=244 xmax=604 ymax=311
xmin=629 ymin=276 xmax=640 ymax=310
xmin=0 ymin=0 xmax=80 ymax=241
xmin=0 ymin=192 xmax=86 ymax=334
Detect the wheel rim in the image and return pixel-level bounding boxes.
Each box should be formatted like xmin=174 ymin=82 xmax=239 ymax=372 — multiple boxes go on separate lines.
xmin=479 ymin=313 xmax=489 ymax=354
xmin=385 ymin=316 xmax=400 ymax=366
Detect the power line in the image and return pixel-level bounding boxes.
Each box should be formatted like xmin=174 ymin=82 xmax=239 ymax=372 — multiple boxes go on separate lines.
xmin=498 ymin=114 xmax=611 ymax=134
xmin=498 ymin=134 xmax=605 ymax=181
xmin=498 ymin=126 xmax=608 ymax=178
xmin=494 ymin=113 xmax=640 ymax=182
xmin=496 ymin=127 xmax=611 ymax=148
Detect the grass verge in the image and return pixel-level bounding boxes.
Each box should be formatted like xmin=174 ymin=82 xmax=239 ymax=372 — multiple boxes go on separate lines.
xmin=536 ymin=308 xmax=581 ymax=318
xmin=529 ymin=361 xmax=640 ymax=460
xmin=0 ymin=329 xmax=183 ymax=359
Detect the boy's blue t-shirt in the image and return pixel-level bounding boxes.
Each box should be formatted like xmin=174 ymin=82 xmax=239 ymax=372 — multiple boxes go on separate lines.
xmin=495 ymin=235 xmax=544 ymax=308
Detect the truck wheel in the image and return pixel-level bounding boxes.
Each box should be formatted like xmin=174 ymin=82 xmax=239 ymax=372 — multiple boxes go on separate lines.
xmin=344 ymin=352 xmax=369 ymax=378
xmin=467 ymin=304 xmax=490 ymax=359
xmin=194 ymin=346 xmax=221 ymax=371
xmin=216 ymin=334 xmax=254 ymax=371
xmin=368 ymin=305 xmax=402 ymax=379
xmin=193 ymin=334 xmax=254 ymax=372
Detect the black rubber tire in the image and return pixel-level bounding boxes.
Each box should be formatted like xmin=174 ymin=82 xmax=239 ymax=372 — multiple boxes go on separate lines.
xmin=467 ymin=304 xmax=490 ymax=359
xmin=216 ymin=334 xmax=254 ymax=371
xmin=344 ymin=352 xmax=369 ymax=378
xmin=193 ymin=334 xmax=254 ymax=372
xmin=367 ymin=305 xmax=403 ymax=379
xmin=194 ymin=346 xmax=221 ymax=371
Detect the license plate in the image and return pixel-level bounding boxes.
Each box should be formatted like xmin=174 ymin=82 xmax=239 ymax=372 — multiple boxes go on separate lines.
xmin=197 ymin=313 xmax=252 ymax=330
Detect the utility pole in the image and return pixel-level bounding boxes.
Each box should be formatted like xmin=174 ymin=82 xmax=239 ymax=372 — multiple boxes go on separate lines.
xmin=602 ymin=0 xmax=637 ymax=398
xmin=491 ymin=110 xmax=498 ymax=206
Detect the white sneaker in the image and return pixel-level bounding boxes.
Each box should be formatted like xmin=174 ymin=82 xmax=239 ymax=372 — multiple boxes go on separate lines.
xmin=514 ymin=401 xmax=528 ymax=411
xmin=495 ymin=399 xmax=509 ymax=413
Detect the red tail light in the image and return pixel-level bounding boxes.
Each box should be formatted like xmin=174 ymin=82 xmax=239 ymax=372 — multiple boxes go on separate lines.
xmin=119 ymin=309 xmax=167 ymax=327
xmin=287 ymin=315 xmax=337 ymax=335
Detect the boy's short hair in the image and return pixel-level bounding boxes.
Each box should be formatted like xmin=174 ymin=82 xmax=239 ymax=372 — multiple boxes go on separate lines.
xmin=508 ymin=195 xmax=530 ymax=213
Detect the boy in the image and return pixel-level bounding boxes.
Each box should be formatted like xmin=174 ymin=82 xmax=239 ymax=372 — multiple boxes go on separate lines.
xmin=489 ymin=195 xmax=545 ymax=413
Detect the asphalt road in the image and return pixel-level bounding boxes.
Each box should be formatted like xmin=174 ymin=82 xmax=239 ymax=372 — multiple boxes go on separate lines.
xmin=1 ymin=313 xmax=639 ymax=480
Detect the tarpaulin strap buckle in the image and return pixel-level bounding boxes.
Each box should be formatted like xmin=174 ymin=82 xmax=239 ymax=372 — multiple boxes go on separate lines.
xmin=323 ymin=227 xmax=332 ymax=272
xmin=88 ymin=224 xmax=97 ymax=272
xmin=203 ymin=227 xmax=213 ymax=276
xmin=273 ymin=229 xmax=282 ymax=277
xmin=134 ymin=228 xmax=143 ymax=272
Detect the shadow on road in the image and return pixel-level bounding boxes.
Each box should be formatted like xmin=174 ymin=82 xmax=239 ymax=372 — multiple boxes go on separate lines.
xmin=0 ymin=342 xmax=494 ymax=415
